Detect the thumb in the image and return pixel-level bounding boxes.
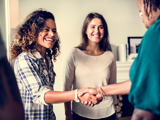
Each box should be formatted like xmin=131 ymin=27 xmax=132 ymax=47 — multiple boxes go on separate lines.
xmin=78 ymin=89 xmax=88 ymax=97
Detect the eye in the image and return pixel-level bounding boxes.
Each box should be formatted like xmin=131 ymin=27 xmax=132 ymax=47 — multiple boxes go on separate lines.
xmin=90 ymin=26 xmax=95 ymax=28
xmin=52 ymin=30 xmax=57 ymax=33
xmin=99 ymin=26 xmax=104 ymax=29
xmin=44 ymin=28 xmax=49 ymax=31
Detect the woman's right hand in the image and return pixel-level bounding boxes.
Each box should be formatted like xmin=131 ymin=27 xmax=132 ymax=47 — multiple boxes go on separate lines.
xmin=78 ymin=88 xmax=103 ymax=106
xmin=78 ymin=92 xmax=97 ymax=106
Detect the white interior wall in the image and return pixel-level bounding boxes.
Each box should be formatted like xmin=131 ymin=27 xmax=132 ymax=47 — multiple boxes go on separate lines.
xmin=0 ymin=0 xmax=6 ymax=44
xmin=6 ymin=0 xmax=19 ymax=62
xmin=0 ymin=0 xmax=19 ymax=62
xmin=18 ymin=0 xmax=147 ymax=119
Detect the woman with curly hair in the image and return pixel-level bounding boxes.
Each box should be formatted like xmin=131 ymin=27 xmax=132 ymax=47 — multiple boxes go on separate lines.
xmin=10 ymin=9 xmax=100 ymax=120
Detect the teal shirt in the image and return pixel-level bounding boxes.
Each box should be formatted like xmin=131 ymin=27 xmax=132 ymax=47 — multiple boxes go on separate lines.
xmin=129 ymin=16 xmax=160 ymax=115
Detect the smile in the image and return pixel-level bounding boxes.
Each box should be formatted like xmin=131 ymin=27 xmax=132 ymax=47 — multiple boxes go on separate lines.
xmin=44 ymin=38 xmax=54 ymax=42
xmin=93 ymin=34 xmax=100 ymax=38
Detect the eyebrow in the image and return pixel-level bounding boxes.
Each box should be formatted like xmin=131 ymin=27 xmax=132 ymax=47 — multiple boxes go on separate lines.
xmin=89 ymin=24 xmax=103 ymax=26
xmin=44 ymin=25 xmax=57 ymax=30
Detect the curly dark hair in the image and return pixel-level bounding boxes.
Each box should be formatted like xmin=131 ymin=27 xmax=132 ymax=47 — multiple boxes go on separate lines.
xmin=10 ymin=9 xmax=60 ymax=61
xmin=77 ymin=12 xmax=110 ymax=51
xmin=143 ymin=0 xmax=160 ymax=18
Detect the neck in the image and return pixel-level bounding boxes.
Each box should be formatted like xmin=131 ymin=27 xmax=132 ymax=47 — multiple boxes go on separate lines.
xmin=84 ymin=42 xmax=104 ymax=56
xmin=36 ymin=46 xmax=46 ymax=58
xmin=86 ymin=43 xmax=100 ymax=52
xmin=152 ymin=9 xmax=160 ymax=20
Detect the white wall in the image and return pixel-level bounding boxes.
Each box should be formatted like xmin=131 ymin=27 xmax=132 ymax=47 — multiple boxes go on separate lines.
xmin=0 ymin=0 xmax=6 ymax=44
xmin=0 ymin=0 xmax=19 ymax=60
xmin=6 ymin=0 xmax=19 ymax=62
xmin=18 ymin=0 xmax=146 ymax=119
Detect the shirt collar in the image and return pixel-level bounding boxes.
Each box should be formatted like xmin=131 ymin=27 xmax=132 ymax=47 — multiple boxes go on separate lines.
xmin=28 ymin=49 xmax=50 ymax=61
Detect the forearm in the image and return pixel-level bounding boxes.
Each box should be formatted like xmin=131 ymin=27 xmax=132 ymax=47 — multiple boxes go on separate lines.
xmin=101 ymin=80 xmax=131 ymax=95
xmin=44 ymin=90 xmax=75 ymax=104
xmin=44 ymin=88 xmax=86 ymax=104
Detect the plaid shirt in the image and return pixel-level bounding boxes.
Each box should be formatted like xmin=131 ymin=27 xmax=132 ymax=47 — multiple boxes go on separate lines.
xmin=14 ymin=49 xmax=56 ymax=120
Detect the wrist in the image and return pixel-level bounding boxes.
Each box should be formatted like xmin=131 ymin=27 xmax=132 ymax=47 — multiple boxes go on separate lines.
xmin=74 ymin=89 xmax=80 ymax=102
xmin=99 ymin=87 xmax=105 ymax=99
xmin=96 ymin=87 xmax=99 ymax=94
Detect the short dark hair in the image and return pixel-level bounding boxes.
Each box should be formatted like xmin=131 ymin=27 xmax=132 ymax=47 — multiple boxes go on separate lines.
xmin=10 ymin=9 xmax=60 ymax=61
xmin=77 ymin=12 xmax=110 ymax=51
xmin=144 ymin=0 xmax=160 ymax=18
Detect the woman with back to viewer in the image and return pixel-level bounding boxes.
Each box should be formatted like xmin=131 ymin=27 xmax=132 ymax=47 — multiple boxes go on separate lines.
xmin=82 ymin=0 xmax=160 ymax=120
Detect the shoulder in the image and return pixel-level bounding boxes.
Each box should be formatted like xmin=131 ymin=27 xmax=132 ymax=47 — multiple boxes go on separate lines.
xmin=16 ymin=52 xmax=28 ymax=61
xmin=68 ymin=47 xmax=79 ymax=55
xmin=66 ymin=48 xmax=80 ymax=58
xmin=144 ymin=20 xmax=160 ymax=40
xmin=104 ymin=51 xmax=115 ymax=60
xmin=104 ymin=51 xmax=116 ymax=66
xmin=65 ymin=47 xmax=83 ymax=63
xmin=14 ymin=51 xmax=35 ymax=66
xmin=141 ymin=20 xmax=160 ymax=50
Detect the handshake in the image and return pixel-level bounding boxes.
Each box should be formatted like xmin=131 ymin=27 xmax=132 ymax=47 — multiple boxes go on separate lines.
xmin=76 ymin=87 xmax=105 ymax=107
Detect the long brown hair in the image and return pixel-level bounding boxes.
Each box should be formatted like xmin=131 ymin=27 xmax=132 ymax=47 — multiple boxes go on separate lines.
xmin=77 ymin=12 xmax=110 ymax=51
xmin=10 ymin=9 xmax=60 ymax=61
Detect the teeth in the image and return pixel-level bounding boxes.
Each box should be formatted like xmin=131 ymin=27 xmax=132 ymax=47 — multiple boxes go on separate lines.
xmin=45 ymin=38 xmax=53 ymax=42
xmin=93 ymin=34 xmax=100 ymax=37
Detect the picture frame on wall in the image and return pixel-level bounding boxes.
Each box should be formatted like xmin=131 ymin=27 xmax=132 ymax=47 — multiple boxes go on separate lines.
xmin=128 ymin=37 xmax=143 ymax=55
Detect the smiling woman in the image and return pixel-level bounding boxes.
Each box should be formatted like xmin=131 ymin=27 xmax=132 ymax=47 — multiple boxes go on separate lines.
xmin=36 ymin=19 xmax=58 ymax=59
xmin=10 ymin=9 xmax=60 ymax=61
xmin=9 ymin=9 xmax=101 ymax=120
xmin=10 ymin=9 xmax=60 ymax=120
xmin=63 ymin=12 xmax=117 ymax=120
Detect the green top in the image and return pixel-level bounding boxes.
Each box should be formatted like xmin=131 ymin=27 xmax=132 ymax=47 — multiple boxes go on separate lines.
xmin=129 ymin=16 xmax=160 ymax=115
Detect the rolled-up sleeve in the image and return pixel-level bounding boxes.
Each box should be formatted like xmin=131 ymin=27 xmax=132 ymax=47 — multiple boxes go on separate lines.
xmin=14 ymin=53 xmax=52 ymax=105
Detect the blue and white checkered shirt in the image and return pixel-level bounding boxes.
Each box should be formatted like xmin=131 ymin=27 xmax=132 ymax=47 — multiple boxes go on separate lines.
xmin=14 ymin=49 xmax=56 ymax=120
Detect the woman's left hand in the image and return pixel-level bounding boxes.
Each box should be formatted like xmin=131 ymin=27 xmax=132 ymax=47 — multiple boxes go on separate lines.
xmin=78 ymin=88 xmax=103 ymax=106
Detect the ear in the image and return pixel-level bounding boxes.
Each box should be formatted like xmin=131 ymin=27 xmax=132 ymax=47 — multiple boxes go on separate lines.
xmin=85 ymin=30 xmax=87 ymax=35
xmin=39 ymin=32 xmax=43 ymax=36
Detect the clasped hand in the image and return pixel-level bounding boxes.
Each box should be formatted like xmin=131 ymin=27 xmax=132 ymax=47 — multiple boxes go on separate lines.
xmin=77 ymin=88 xmax=103 ymax=107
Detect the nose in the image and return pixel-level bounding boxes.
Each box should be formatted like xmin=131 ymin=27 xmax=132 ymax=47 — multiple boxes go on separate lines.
xmin=95 ymin=27 xmax=99 ymax=33
xmin=139 ymin=12 xmax=143 ymax=17
xmin=49 ymin=31 xmax=54 ymax=36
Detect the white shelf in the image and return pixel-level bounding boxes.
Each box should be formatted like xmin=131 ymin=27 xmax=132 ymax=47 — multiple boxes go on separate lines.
xmin=116 ymin=61 xmax=133 ymax=83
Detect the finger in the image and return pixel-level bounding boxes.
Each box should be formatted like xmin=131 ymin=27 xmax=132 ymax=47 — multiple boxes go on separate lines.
xmin=78 ymin=89 xmax=88 ymax=97
xmin=96 ymin=93 xmax=103 ymax=98
xmin=90 ymin=103 xmax=94 ymax=107
xmin=88 ymin=88 xmax=98 ymax=95
xmin=84 ymin=101 xmax=88 ymax=105
xmin=90 ymin=95 xmax=97 ymax=104
xmin=87 ymin=101 xmax=91 ymax=106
